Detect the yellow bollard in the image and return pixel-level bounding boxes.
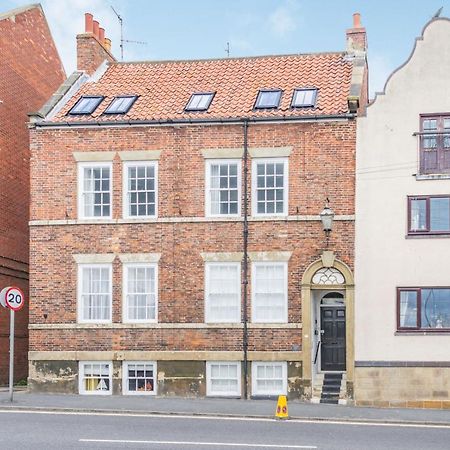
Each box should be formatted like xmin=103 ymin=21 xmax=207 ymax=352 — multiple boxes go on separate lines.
xmin=275 ymin=395 xmax=289 ymax=419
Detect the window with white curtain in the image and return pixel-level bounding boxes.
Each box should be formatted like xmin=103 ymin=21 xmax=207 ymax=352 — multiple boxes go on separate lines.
xmin=206 ymin=362 xmax=241 ymax=396
xmin=78 ymin=264 xmax=112 ymax=323
xmin=251 ymin=361 xmax=287 ymax=396
xmin=78 ymin=163 xmax=112 ymax=219
xmin=205 ymin=263 xmax=241 ymax=323
xmin=124 ymin=263 xmax=157 ymax=322
xmin=252 ymin=262 xmax=287 ymax=323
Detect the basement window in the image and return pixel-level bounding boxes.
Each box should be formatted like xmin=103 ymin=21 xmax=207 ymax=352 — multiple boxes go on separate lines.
xmin=206 ymin=362 xmax=241 ymax=397
xmin=104 ymin=96 xmax=137 ymax=114
xmin=185 ymin=92 xmax=215 ymax=111
xmin=123 ymin=361 xmax=157 ymax=395
xmin=251 ymin=361 xmax=287 ymax=396
xmin=291 ymin=88 xmax=317 ymax=108
xmin=79 ymin=361 xmax=112 ymax=395
xmin=255 ymin=89 xmax=282 ymax=109
xmin=68 ymin=96 xmax=104 ymax=115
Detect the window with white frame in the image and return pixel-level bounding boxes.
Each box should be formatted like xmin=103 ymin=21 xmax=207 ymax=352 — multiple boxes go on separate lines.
xmin=206 ymin=160 xmax=240 ymax=216
xmin=78 ymin=163 xmax=112 ymax=219
xmin=252 ymin=158 xmax=288 ymax=216
xmin=78 ymin=264 xmax=112 ymax=323
xmin=123 ymin=361 xmax=156 ymax=395
xmin=124 ymin=162 xmax=157 ymax=218
xmin=206 ymin=361 xmax=241 ymax=396
xmin=251 ymin=361 xmax=287 ymax=396
xmin=252 ymin=262 xmax=287 ymax=323
xmin=123 ymin=263 xmax=157 ymax=322
xmin=79 ymin=361 xmax=112 ymax=395
xmin=205 ymin=263 xmax=241 ymax=323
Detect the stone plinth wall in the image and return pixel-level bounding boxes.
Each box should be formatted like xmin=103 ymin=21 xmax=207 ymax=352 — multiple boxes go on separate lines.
xmin=354 ymin=366 xmax=450 ymax=409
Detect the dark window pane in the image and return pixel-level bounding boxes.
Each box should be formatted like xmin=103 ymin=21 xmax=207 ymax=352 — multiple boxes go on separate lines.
xmin=230 ymin=203 xmax=238 ymax=214
xmin=229 ymin=165 xmax=237 ymax=176
xmin=257 ymin=176 xmax=265 ymax=188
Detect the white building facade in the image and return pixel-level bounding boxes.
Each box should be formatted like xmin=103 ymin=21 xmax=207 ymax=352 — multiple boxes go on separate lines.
xmin=355 ymin=18 xmax=450 ymax=408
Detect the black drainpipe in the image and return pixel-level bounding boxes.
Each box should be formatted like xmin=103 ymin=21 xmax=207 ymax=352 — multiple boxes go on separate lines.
xmin=242 ymin=119 xmax=249 ymax=399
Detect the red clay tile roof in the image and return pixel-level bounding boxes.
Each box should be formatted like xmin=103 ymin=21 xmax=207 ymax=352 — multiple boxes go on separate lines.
xmin=53 ymin=52 xmax=353 ymax=122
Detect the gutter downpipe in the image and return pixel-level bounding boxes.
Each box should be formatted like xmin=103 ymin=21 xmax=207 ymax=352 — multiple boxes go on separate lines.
xmin=242 ymin=118 xmax=249 ymax=399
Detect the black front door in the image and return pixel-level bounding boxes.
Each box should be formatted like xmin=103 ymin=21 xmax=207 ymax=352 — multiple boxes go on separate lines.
xmin=320 ymin=306 xmax=346 ymax=371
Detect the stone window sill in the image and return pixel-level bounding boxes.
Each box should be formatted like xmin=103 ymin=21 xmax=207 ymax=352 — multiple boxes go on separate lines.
xmin=415 ymin=173 xmax=450 ymax=181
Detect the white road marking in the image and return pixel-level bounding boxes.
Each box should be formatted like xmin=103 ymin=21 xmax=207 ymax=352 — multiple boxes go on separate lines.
xmin=79 ymin=438 xmax=317 ymax=448
xmin=0 ymin=409 xmax=449 ymax=429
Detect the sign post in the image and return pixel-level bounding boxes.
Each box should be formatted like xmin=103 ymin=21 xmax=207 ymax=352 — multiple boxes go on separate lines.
xmin=0 ymin=286 xmax=25 ymax=403
xmin=9 ymin=308 xmax=14 ymax=402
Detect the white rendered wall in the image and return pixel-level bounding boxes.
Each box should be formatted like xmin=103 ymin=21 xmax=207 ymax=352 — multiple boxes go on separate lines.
xmin=355 ymin=19 xmax=450 ymax=362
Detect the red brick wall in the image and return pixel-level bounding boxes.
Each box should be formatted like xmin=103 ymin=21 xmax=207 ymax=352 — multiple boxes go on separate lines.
xmin=76 ymin=34 xmax=115 ymax=75
xmin=0 ymin=5 xmax=65 ymax=383
xmin=29 ymin=121 xmax=355 ymax=355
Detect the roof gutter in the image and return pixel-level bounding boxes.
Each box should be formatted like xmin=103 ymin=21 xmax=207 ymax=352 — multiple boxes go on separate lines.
xmin=32 ymin=113 xmax=356 ymax=129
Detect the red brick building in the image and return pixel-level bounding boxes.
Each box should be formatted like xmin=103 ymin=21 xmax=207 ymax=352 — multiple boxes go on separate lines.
xmin=29 ymin=13 xmax=367 ymax=401
xmin=0 ymin=4 xmax=64 ymax=384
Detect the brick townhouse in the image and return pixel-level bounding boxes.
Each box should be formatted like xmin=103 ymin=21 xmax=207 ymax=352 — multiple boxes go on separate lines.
xmin=28 ymin=13 xmax=367 ymax=401
xmin=0 ymin=4 xmax=64 ymax=384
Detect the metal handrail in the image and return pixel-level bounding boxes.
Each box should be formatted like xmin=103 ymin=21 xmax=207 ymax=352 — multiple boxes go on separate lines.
xmin=313 ymin=340 xmax=321 ymax=365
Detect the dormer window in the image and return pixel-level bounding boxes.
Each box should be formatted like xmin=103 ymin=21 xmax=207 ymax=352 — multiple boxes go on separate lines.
xmin=68 ymin=96 xmax=104 ymax=115
xmin=185 ymin=92 xmax=215 ymax=112
xmin=104 ymin=96 xmax=137 ymax=114
xmin=255 ymin=89 xmax=282 ymax=109
xmin=292 ymin=88 xmax=317 ymax=108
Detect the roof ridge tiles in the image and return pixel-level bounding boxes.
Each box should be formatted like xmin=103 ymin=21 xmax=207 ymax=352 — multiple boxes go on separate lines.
xmin=108 ymin=51 xmax=347 ymax=67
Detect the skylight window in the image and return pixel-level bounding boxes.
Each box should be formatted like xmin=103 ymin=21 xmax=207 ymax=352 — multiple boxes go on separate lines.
xmin=185 ymin=92 xmax=215 ymax=111
xmin=255 ymin=89 xmax=282 ymax=109
xmin=292 ymin=89 xmax=317 ymax=108
xmin=68 ymin=96 xmax=104 ymax=115
xmin=104 ymin=96 xmax=137 ymax=114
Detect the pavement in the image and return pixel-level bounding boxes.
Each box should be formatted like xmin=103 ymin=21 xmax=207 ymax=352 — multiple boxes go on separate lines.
xmin=1 ymin=389 xmax=450 ymax=426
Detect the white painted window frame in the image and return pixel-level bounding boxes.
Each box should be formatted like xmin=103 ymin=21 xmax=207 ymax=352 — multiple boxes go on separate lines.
xmin=77 ymin=263 xmax=112 ymax=324
xmin=77 ymin=161 xmax=113 ymax=220
xmin=205 ymin=159 xmax=241 ymax=217
xmin=251 ymin=157 xmax=288 ymax=217
xmin=206 ymin=361 xmax=241 ymax=397
xmin=251 ymin=261 xmax=288 ymax=323
xmin=79 ymin=361 xmax=113 ymax=395
xmin=122 ymin=361 xmax=157 ymax=395
xmin=251 ymin=361 xmax=287 ymax=396
xmin=204 ymin=262 xmax=241 ymax=323
xmin=122 ymin=160 xmax=158 ymax=219
xmin=122 ymin=262 xmax=158 ymax=323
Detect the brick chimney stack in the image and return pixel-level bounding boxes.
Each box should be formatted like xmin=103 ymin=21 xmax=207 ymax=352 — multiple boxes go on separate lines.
xmin=76 ymin=12 xmax=115 ymax=75
xmin=346 ymin=12 xmax=367 ymax=54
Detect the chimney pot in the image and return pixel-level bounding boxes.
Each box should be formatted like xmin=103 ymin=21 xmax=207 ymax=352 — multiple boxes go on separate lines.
xmin=353 ymin=12 xmax=361 ymax=28
xmin=99 ymin=27 xmax=105 ymax=43
xmin=85 ymin=13 xmax=93 ymax=33
xmin=93 ymin=20 xmax=99 ymax=39
xmin=104 ymin=38 xmax=112 ymax=52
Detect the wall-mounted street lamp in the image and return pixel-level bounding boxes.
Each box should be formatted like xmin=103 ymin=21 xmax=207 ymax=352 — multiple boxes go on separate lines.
xmin=320 ymin=199 xmax=335 ymax=246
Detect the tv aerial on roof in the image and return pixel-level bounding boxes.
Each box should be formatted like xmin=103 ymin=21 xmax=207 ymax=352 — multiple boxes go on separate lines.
xmin=111 ymin=5 xmax=147 ymax=61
